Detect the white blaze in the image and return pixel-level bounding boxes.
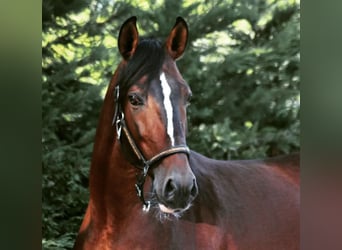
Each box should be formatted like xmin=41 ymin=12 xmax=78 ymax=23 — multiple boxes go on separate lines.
xmin=160 ymin=72 xmax=175 ymax=146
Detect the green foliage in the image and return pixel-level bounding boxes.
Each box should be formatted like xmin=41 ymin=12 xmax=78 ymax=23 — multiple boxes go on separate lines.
xmin=42 ymin=0 xmax=300 ymax=249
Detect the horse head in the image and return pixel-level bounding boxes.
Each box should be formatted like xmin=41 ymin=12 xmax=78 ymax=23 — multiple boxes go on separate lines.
xmin=114 ymin=17 xmax=198 ymax=215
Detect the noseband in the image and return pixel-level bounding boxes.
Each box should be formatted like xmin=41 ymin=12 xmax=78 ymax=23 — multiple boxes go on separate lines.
xmin=112 ymin=85 xmax=190 ymax=211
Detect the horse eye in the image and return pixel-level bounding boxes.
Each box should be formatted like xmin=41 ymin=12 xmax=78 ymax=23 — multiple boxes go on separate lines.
xmin=128 ymin=93 xmax=144 ymax=106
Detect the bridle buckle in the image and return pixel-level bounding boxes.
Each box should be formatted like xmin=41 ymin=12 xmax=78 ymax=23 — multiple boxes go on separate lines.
xmin=116 ymin=112 xmax=124 ymax=140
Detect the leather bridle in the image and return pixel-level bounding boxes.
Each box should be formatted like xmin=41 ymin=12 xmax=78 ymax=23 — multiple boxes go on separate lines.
xmin=112 ymin=85 xmax=190 ymax=211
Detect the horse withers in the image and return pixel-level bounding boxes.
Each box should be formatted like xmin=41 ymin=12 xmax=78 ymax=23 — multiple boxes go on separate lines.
xmin=73 ymin=17 xmax=300 ymax=250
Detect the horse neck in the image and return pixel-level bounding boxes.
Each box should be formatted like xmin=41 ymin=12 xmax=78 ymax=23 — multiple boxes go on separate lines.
xmin=88 ymin=64 xmax=140 ymax=221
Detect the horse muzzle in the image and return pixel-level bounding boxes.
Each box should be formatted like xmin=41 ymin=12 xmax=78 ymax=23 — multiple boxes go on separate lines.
xmin=153 ymin=162 xmax=198 ymax=214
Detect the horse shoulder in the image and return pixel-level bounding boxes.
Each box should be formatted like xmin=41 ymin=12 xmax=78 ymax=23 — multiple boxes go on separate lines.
xmin=73 ymin=201 xmax=114 ymax=250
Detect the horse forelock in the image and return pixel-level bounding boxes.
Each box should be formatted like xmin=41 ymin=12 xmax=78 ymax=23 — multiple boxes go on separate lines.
xmin=117 ymin=38 xmax=165 ymax=102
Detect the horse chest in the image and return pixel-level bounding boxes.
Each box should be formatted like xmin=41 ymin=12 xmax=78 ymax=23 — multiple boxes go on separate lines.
xmin=105 ymin=217 xmax=236 ymax=250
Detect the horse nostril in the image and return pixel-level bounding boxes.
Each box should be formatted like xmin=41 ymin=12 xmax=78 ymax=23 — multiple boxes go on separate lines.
xmin=163 ymin=177 xmax=197 ymax=206
xmin=164 ymin=179 xmax=177 ymax=199
xmin=190 ymin=179 xmax=198 ymax=198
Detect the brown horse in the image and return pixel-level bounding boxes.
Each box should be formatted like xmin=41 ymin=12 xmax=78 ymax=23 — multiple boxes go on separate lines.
xmin=73 ymin=17 xmax=300 ymax=250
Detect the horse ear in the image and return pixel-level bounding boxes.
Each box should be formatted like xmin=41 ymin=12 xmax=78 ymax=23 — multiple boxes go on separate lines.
xmin=165 ymin=17 xmax=188 ymax=60
xmin=118 ymin=16 xmax=139 ymax=60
